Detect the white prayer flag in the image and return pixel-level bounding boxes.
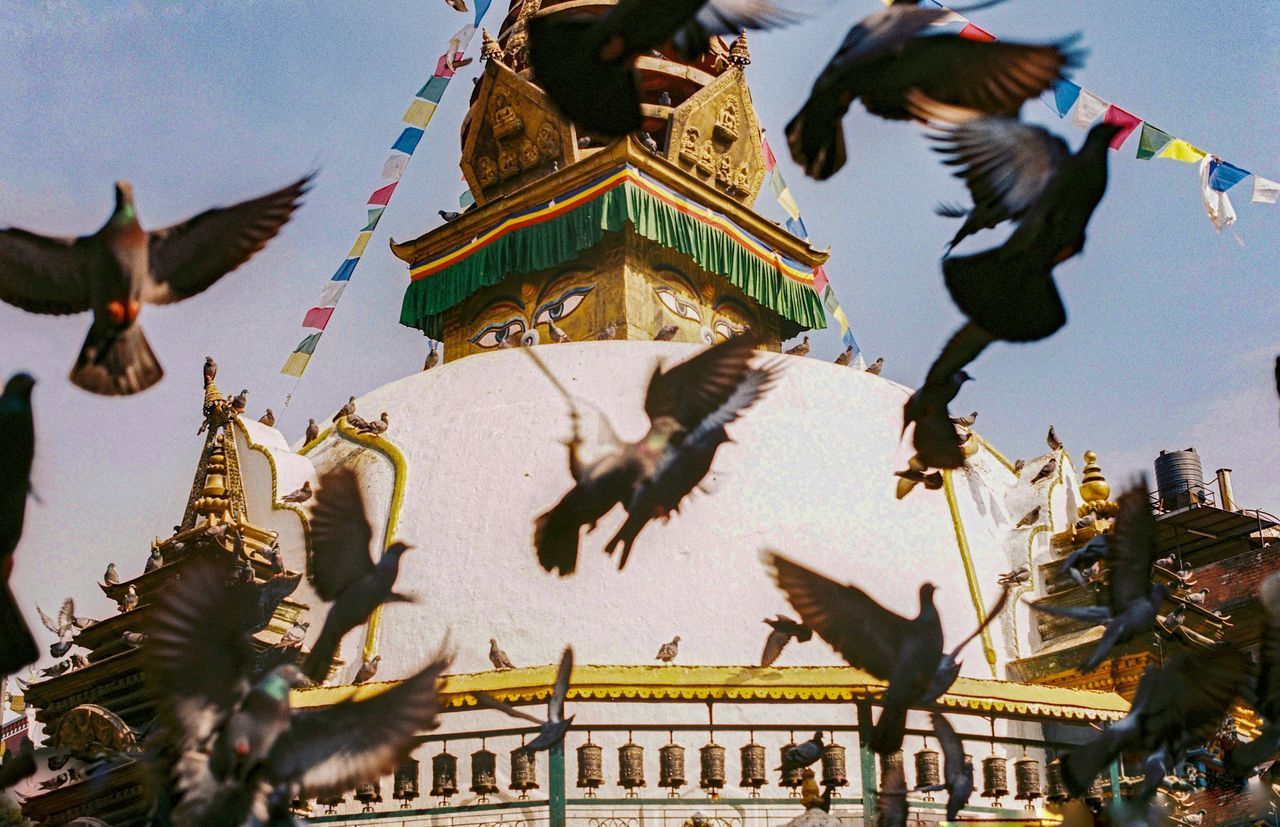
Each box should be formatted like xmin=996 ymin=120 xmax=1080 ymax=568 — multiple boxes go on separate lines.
xmin=1252 ymin=176 xmax=1280 ymax=204
xmin=1069 ymin=90 xmax=1108 ymax=129
xmin=381 ymin=153 xmax=410 ymax=181
xmin=318 ymin=281 xmax=347 ymax=306
xmin=1199 ymin=156 xmax=1236 ymax=232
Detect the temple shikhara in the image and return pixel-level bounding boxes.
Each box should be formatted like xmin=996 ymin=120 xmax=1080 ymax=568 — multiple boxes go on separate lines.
xmin=4 ymin=2 xmax=1278 ymax=826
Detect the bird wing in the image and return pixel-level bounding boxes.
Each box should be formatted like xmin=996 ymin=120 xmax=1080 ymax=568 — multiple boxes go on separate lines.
xmin=672 ymin=0 xmax=803 ymax=58
xmin=36 ymin=605 xmax=62 ymax=636
xmin=308 ymin=468 xmax=377 ymax=601
xmin=144 ymin=175 xmax=311 ymax=304
xmin=0 ymin=229 xmax=95 ymax=315
xmin=923 ymin=323 xmax=993 ymax=389
xmin=947 ymin=584 xmax=1011 ymax=659
xmin=826 ymin=5 xmax=950 ymax=70
xmin=548 ymin=646 xmax=574 ymax=723
xmin=473 ymin=692 xmax=546 ymax=725
xmin=238 ymin=573 xmax=302 ymax=635
xmin=930 ymin=712 xmax=964 ymax=780
xmin=898 ymin=36 xmax=1081 ymax=117
xmin=643 ymin=332 xmax=767 ymax=431
xmin=58 ymin=598 xmax=77 ymax=635
xmin=763 ymin=551 xmax=913 ymax=679
xmin=1107 ymin=479 xmax=1159 ymax=612
xmin=761 ymin=630 xmax=789 ymax=668
xmin=145 ymin=558 xmax=253 ymax=751
xmin=907 ymin=92 xmax=1070 ymax=228
xmin=1135 ymin=646 xmax=1248 ymax=752
xmin=269 ymin=652 xmax=450 ymax=797
xmin=1026 ymin=600 xmax=1111 ymax=625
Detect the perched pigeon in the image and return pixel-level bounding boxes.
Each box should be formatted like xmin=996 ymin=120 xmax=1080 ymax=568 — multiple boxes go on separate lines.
xmin=333 ymin=396 xmax=356 ymax=423
xmin=864 ymin=356 xmax=884 ymax=375
xmin=1227 ymin=573 xmax=1280 ymax=775
xmin=300 ymin=468 xmax=414 ymax=682
xmin=637 ymin=131 xmax=661 ymax=154
xmin=122 ymin=631 xmax=146 ymax=647
xmin=1013 ymin=459 xmax=1026 ymax=474
xmin=203 ymin=356 xmax=217 ymax=387
xmin=595 ymin=323 xmax=617 ymax=340
xmin=357 ymin=412 xmax=389 ymax=436
xmin=281 ymin=481 xmax=312 ymax=504
xmin=0 ymin=178 xmax=310 ymax=395
xmin=656 ymin=636 xmax=680 ymax=663
xmin=1029 ymin=458 xmax=1057 ymax=485
xmin=120 ymin=584 xmax=139 ymax=612
xmin=353 ymin=655 xmax=381 ymax=685
xmin=439 ymin=210 xmax=461 ymax=222
xmin=304 ymin=418 xmax=319 ymax=444
xmin=654 ymin=324 xmax=679 ymax=341
xmin=442 ymin=0 xmax=467 ymax=11
xmin=70 ymin=653 xmax=90 ymax=670
xmin=259 ymin=409 xmax=275 ymax=427
xmin=1074 ymin=513 xmax=1096 ymax=532
xmin=231 ymin=389 xmax=248 ymax=413
xmin=909 ymin=93 xmax=1121 ymax=342
xmin=145 ymin=547 xmax=164 ymax=573
xmin=765 ymin=550 xmax=1010 ymax=753
xmin=998 ymin=566 xmax=1031 ymax=587
xmin=777 ymin=732 xmax=823 ymax=772
xmin=784 ymin=336 xmax=810 ymax=357
xmin=1015 ymin=506 xmax=1042 ymax=529
xmin=903 ymin=323 xmax=989 ymax=469
xmin=1030 ymin=480 xmax=1167 ymax=672
xmin=103 ymin=562 xmax=120 ymax=586
xmin=475 ymin=647 xmax=575 ymax=751
xmin=919 ymin=713 xmax=974 ymax=821
xmin=786 ymin=4 xmax=1080 ymax=180
xmin=950 ymin=411 xmax=977 ymax=428
xmin=0 ymin=373 xmax=38 ymax=675
xmin=549 ymin=323 xmax=570 ymax=343
xmin=534 ymin=334 xmax=778 ymax=575
xmin=424 ymin=344 xmax=440 ymax=370
xmin=265 ymin=543 xmax=287 ymax=576
xmin=528 ymin=0 xmax=799 ymax=135
xmin=834 ymin=346 xmax=854 ymax=366
xmin=1047 ymin=425 xmax=1063 ymax=452
xmin=345 ymin=412 xmax=372 ymax=431
xmin=489 ymin=638 xmax=516 ymax=671
xmin=39 ymin=660 xmax=71 ymax=678
xmin=761 ymin=615 xmax=812 ymax=667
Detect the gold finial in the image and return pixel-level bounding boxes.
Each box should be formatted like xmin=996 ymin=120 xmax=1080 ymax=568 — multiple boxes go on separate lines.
xmin=729 ymin=30 xmax=751 ymax=66
xmin=480 ymin=28 xmax=503 ymax=63
xmin=204 ymin=380 xmax=223 ymax=408
xmin=1079 ymin=450 xmax=1110 ymax=504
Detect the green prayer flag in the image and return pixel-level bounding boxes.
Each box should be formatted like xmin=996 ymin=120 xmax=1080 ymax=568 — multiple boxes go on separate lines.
xmin=1136 ymin=123 xmax=1173 ymax=160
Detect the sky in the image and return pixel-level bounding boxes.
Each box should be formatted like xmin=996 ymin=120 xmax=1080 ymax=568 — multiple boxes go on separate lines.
xmin=0 ymin=1 xmax=1277 ymax=659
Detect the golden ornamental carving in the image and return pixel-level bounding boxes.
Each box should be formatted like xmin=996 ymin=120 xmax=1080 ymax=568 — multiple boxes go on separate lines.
xmin=54 ymin=704 xmax=139 ymax=759
xmin=536 ymin=122 xmax=560 ymax=160
xmin=498 ymin=145 xmax=519 ymax=180
xmin=713 ymin=98 xmax=740 ymax=144
xmin=518 ymin=138 xmax=540 ymax=171
xmin=679 ymin=127 xmax=700 ymax=164
xmin=696 ymin=140 xmax=715 ymax=176
xmin=476 ymin=156 xmax=498 ymax=188
xmin=715 ymin=155 xmax=733 ymax=187
xmin=492 ymin=93 xmax=524 ymax=140
xmin=664 ymin=67 xmax=767 ymax=205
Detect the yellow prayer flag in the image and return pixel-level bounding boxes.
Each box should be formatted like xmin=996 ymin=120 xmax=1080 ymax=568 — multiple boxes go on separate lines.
xmin=402 ymin=99 xmax=437 ymax=128
xmin=1157 ymin=139 xmax=1206 ymax=163
xmin=832 ymin=306 xmax=850 ymax=332
xmin=280 ymin=351 xmax=311 ymax=378
xmin=348 ymin=232 xmax=373 ymax=258
xmin=776 ymin=189 xmax=802 ymax=220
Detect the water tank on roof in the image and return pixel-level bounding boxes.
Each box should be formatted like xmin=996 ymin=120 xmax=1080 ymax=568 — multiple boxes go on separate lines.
xmin=1155 ymin=448 xmax=1206 ymax=511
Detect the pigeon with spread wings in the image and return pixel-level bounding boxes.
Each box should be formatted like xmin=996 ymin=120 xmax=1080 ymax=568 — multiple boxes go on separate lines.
xmin=0 ymin=374 xmax=37 ymax=675
xmin=474 ymin=647 xmax=575 ymax=752
xmin=528 ymin=0 xmax=800 ymax=136
xmin=0 ymin=176 xmax=310 ymax=395
xmin=301 ymin=468 xmax=414 ymax=682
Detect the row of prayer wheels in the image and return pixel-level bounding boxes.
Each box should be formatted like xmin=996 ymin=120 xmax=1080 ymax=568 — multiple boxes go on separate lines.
xmin=882 ymin=749 xmax=1106 ymax=809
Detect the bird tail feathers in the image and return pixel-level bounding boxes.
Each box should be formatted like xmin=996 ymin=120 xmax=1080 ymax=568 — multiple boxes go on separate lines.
xmin=527 ymin=13 xmax=642 ymax=137
xmin=1060 ymin=730 xmax=1120 ymax=799
xmin=786 ymin=103 xmax=846 ymax=181
xmin=534 ymin=504 xmax=582 ymax=578
xmin=942 ymin=246 xmax=1066 ymax=343
xmin=70 ymin=323 xmax=163 ymax=396
xmin=301 ymin=627 xmax=341 ymax=683
xmin=869 ymin=706 xmax=909 ymax=756
xmin=0 ymin=584 xmax=38 ymax=676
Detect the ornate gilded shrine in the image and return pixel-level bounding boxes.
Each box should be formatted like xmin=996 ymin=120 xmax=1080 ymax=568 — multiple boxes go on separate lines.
xmin=396 ymin=1 xmax=826 ymax=361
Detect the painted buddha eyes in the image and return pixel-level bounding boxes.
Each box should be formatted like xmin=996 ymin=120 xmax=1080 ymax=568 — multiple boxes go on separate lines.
xmin=655 ymin=286 xmax=702 ymax=322
xmin=470 ymin=317 xmax=526 ymax=349
xmin=533 ymin=285 xmax=593 ymax=327
xmin=713 ymin=319 xmax=747 ymax=341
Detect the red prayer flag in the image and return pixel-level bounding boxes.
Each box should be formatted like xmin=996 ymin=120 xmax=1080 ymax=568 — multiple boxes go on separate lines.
xmin=302 ymin=306 xmax=335 ymax=330
xmin=1102 ymin=104 xmax=1142 ymax=150
xmin=958 ymin=22 xmax=995 ymax=42
xmin=434 ymin=53 xmax=456 ymax=79
xmin=761 ymin=137 xmax=777 ymax=172
xmin=368 ymin=182 xmax=398 ymax=206
xmin=813 ymin=265 xmax=830 ymax=294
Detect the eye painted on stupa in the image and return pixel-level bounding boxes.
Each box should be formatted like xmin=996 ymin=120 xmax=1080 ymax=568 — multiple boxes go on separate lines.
xmin=711 ymin=296 xmax=756 ymax=341
xmin=469 ymin=317 xmax=527 ymax=349
xmin=655 ymin=286 xmax=702 ymax=323
xmin=532 ymin=285 xmax=594 ymax=327
xmin=712 ymin=319 xmax=747 ymax=341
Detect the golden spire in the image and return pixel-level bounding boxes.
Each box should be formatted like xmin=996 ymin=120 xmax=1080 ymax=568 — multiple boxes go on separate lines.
xmin=481 ymin=28 xmax=503 ymax=63
xmin=1078 ymin=451 xmax=1111 ymax=504
xmin=728 ymin=30 xmax=752 ymax=66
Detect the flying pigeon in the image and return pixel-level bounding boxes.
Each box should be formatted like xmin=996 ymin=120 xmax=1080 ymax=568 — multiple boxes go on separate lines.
xmin=259 ymin=409 xmax=275 ymax=427
xmin=656 ymin=636 xmax=680 ymax=663
xmin=903 ymin=323 xmax=990 ymax=469
xmin=834 ymin=346 xmax=854 ymax=366
xmin=654 ymin=324 xmax=679 ymax=341
xmin=864 ymin=356 xmax=884 ymax=375
xmin=304 ymin=418 xmax=319 ymax=444
xmin=1029 ymin=458 xmax=1057 ymax=485
xmin=764 ymin=550 xmax=1011 ymax=754
xmin=1029 ymin=480 xmax=1167 ymax=672
xmin=475 ymin=647 xmax=575 ymax=752
xmin=0 ymin=178 xmax=310 ymax=395
xmin=894 ymin=465 xmax=943 ymax=500
xmin=1015 ymin=506 xmax=1041 ymax=529
xmin=203 ymin=356 xmax=217 ymax=387
xmin=908 ymin=94 xmax=1121 ymax=342
xmin=1047 ymin=425 xmax=1063 ymax=452
xmin=918 ymin=713 xmax=974 ymax=821
xmin=786 ymin=3 xmax=1080 ymax=180
xmin=534 ymin=334 xmax=778 ymax=575
xmin=145 ymin=547 xmax=163 ymax=573
xmin=777 ymin=732 xmax=823 ymax=772
xmin=103 ymin=562 xmax=120 ymax=586
xmin=527 ymin=0 xmax=800 ymax=136
xmin=300 ymin=468 xmax=414 ymax=682
xmin=879 ymin=761 xmax=909 ymax=827
xmin=333 ymin=396 xmax=356 ymax=423
xmin=37 ymin=598 xmax=81 ymax=642
xmin=761 ymin=614 xmax=812 ymax=667
xmin=281 ymin=481 xmax=312 ymax=504
xmin=0 ymin=373 xmax=38 ymax=675
xmin=49 ymin=639 xmax=73 ymax=658
xmin=353 ymin=655 xmax=381 ymax=685
xmin=784 ymin=336 xmax=810 ymax=357
xmin=489 ymin=638 xmax=516 ymax=670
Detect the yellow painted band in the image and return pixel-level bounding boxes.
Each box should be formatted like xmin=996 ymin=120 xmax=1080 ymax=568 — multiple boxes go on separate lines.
xmin=942 ymin=469 xmax=998 ymax=674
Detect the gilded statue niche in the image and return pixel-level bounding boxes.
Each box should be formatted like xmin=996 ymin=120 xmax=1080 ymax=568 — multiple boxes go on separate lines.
xmin=664 ymin=67 xmax=766 ymax=206
xmin=460 ymin=60 xmax=579 ymax=206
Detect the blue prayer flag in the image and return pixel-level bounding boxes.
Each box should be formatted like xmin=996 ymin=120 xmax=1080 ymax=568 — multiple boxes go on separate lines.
xmin=785 ymin=215 xmax=808 ymax=240
xmin=842 ymin=330 xmax=859 ymax=350
xmin=1208 ymin=160 xmax=1251 ymax=193
xmin=417 ymin=76 xmax=450 ymax=104
xmin=1052 ymin=79 xmax=1081 ymax=118
xmin=472 ymin=0 xmax=492 ymax=24
xmin=332 ymin=258 xmax=358 ymax=282
xmin=392 ymin=127 xmax=424 ymax=155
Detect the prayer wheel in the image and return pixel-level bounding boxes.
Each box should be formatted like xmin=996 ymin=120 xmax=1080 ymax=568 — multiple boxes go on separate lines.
xmin=1045 ymin=759 xmax=1068 ymax=803
xmin=1085 ymin=774 xmax=1105 ymax=806
xmin=915 ymin=746 xmax=941 ymax=793
xmin=355 ymin=780 xmax=382 ymax=812
xmin=660 ymin=742 xmax=687 ymax=796
xmin=577 ymin=741 xmax=604 ymax=796
xmin=740 ymin=741 xmax=766 ymax=796
xmin=431 ymin=750 xmax=459 ymax=801
xmin=879 ymin=750 xmax=904 ymax=787
xmin=470 ymin=748 xmax=498 ymax=798
xmin=1015 ymin=756 xmax=1042 ymax=804
xmin=510 ymin=747 xmax=539 ymax=797
xmin=700 ymin=742 xmax=726 ymax=796
xmin=394 ymin=759 xmax=420 ymax=808
xmin=317 ymin=794 xmax=344 ymax=814
xmin=823 ymin=742 xmax=850 ymax=789
xmin=619 ymin=740 xmax=646 ymax=796
xmin=983 ymin=755 xmax=1009 ymax=801
xmin=778 ymin=742 xmax=804 ymax=790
